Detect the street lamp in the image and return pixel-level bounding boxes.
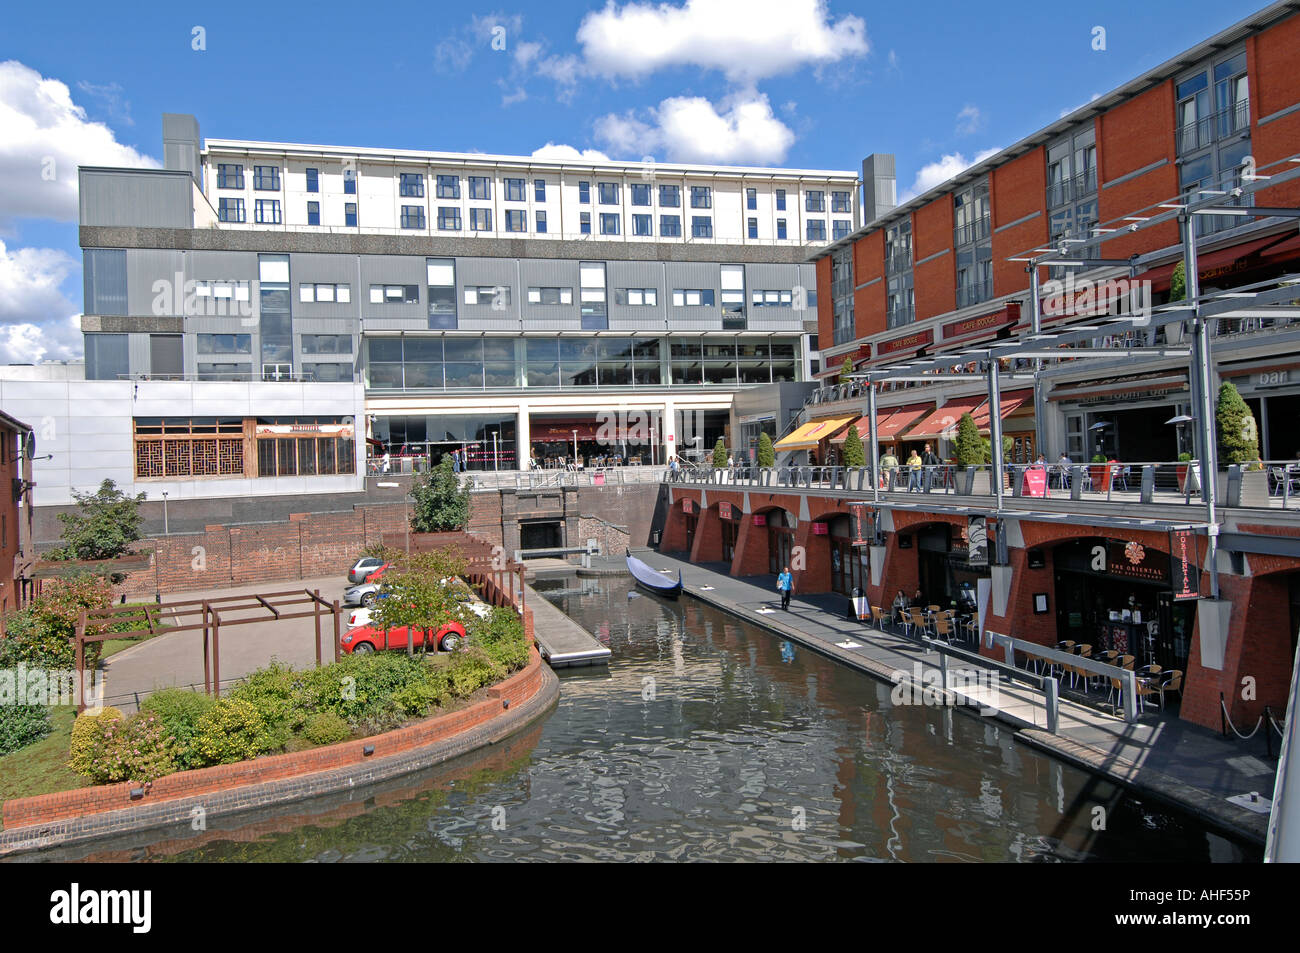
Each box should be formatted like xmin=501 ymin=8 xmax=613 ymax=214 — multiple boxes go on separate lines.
xmin=161 ymin=491 xmax=169 ymax=536
xmin=1165 ymin=414 xmax=1193 ymax=458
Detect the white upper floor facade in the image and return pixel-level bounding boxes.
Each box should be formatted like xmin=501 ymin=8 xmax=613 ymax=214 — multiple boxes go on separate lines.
xmin=197 ymin=140 xmax=861 ymax=246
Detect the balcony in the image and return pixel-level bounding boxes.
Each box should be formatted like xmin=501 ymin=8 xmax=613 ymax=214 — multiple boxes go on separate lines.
xmin=1178 ymin=100 xmax=1250 ymax=154
xmin=1046 ymin=167 xmax=1098 ymax=208
xmin=886 ymin=251 xmax=912 ymax=276
xmin=956 ymin=278 xmax=993 ymax=310
xmin=953 ymin=217 xmax=991 ymax=248
xmin=886 ymin=306 xmax=915 ymax=329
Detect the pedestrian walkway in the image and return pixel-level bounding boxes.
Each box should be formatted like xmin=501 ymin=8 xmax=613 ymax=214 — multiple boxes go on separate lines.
xmin=646 ymin=550 xmax=1277 ymax=844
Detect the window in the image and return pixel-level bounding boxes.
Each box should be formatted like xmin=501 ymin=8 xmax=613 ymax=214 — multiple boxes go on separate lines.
xmin=580 ymin=261 xmax=607 ymax=330
xmin=672 ymin=289 xmax=716 ymax=307
xmin=500 ymin=177 xmax=523 ymax=202
xmin=306 ymin=201 xmax=320 ymax=226
xmin=631 ymin=183 xmax=651 ymax=206
xmin=598 ymin=182 xmax=619 ymax=204
xmin=253 ymin=166 xmax=280 ymax=191
xmin=805 ymin=190 xmax=825 ymax=212
xmin=302 ymin=364 xmax=353 ymax=383
xmin=578 ymin=181 xmax=591 ymax=204
xmin=427 ymin=259 xmax=456 ymax=329
xmin=775 ymin=188 xmax=786 ymax=211
xmin=580 ymin=211 xmax=591 ymax=234
xmin=198 ymin=334 xmax=252 ymax=354
xmin=505 ymin=209 xmax=528 ymax=232
xmin=534 ymin=179 xmax=547 ymax=201
xmin=464 ymin=286 xmax=512 ymax=306
xmin=721 ymin=264 xmax=746 ymax=330
xmin=469 ymin=208 xmax=493 ymax=231
xmin=690 ymin=186 xmax=712 ymax=208
xmin=746 ymin=188 xmax=757 ymax=210
xmin=398 ymin=173 xmax=425 ymax=197
xmin=305 ymin=168 xmax=319 ymax=192
xmin=751 ymin=289 xmax=794 ymax=307
xmin=659 ymin=184 xmax=680 ymax=207
xmin=536 ymin=210 xmax=548 ymax=233
xmin=691 ymin=216 xmax=713 ymax=238
xmin=830 ymin=247 xmax=854 ymax=345
xmin=85 ymin=333 xmax=129 ymax=380
xmin=400 ymin=205 xmax=426 ymax=229
xmin=369 ymin=284 xmax=420 ymax=304
xmin=299 ymin=334 xmax=353 ymax=355
xmin=84 ymin=248 xmax=127 ymax=316
xmin=438 ymin=207 xmax=462 ymax=230
xmin=436 ymin=174 xmax=460 ymax=198
xmin=527 ymin=287 xmax=574 ymax=305
xmin=833 ymin=220 xmax=851 ymax=240
xmin=254 ymin=199 xmax=281 ymax=224
xmin=953 ymin=180 xmax=991 ymax=246
xmin=195 ymin=364 xmax=250 ymax=382
xmin=343 ymin=168 xmax=357 ymax=194
xmin=776 ymin=218 xmax=787 ymax=240
xmin=345 ymin=203 xmax=358 ymax=227
xmin=468 ymin=176 xmax=492 ymax=200
xmin=298 ymin=283 xmax=350 ymax=303
xmin=747 ymin=218 xmax=758 ymax=239
xmin=253 ymin=419 xmax=354 ymax=478
xmin=886 ymin=220 xmax=912 ymax=273
xmin=615 ymin=288 xmax=658 ymax=306
xmin=217 ymin=164 xmax=244 ymax=189
xmin=831 ymin=191 xmax=851 ymax=213
xmin=633 ymin=214 xmax=652 ymax=236
xmin=218 ymin=197 xmax=245 ymax=223
xmin=806 ymin=220 xmax=826 ymax=242
xmin=600 ymin=212 xmax=620 ymax=235
xmin=133 ymin=417 xmax=247 ymax=479
xmin=660 ymin=214 xmax=681 ymax=237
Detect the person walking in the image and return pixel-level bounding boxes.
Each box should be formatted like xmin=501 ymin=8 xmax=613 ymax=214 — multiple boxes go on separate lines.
xmin=380 ymin=450 xmax=392 ymax=474
xmin=880 ymin=448 xmax=899 ymax=488
xmin=777 ymin=565 xmax=794 ymax=611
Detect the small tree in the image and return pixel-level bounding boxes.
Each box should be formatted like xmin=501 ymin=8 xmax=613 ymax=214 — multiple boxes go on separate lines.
xmin=980 ymin=435 xmax=1014 ymax=464
xmin=756 ymin=432 xmax=775 ymax=468
xmin=1216 ymin=381 xmax=1260 ymax=466
xmin=838 ymin=356 xmax=854 ymax=384
xmin=371 ymin=548 xmax=472 ymax=640
xmin=410 ymin=457 xmax=470 ymax=533
xmin=954 ymin=413 xmax=982 ymax=467
xmin=842 ymin=424 xmax=866 ymax=467
xmin=1170 ymin=261 xmax=1186 ymax=303
xmin=712 ymin=438 xmax=728 ymax=468
xmin=48 ymin=479 xmax=144 ymax=562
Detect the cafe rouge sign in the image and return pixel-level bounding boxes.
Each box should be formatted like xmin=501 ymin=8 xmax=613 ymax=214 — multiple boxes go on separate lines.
xmin=1056 ymin=537 xmax=1171 ymax=586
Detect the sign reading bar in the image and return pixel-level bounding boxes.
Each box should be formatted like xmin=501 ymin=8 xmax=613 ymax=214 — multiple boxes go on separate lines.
xmin=876 ymin=328 xmax=934 ymax=357
xmin=1169 ymin=527 xmax=1201 ymax=601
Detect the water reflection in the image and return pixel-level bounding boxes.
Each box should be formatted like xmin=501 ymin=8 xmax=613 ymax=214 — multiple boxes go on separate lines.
xmin=61 ymin=577 xmax=1259 ymax=863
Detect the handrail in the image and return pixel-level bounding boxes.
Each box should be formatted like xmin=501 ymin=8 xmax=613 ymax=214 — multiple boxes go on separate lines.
xmin=1265 ymin=631 xmax=1300 ymax=861
xmin=988 ymin=631 xmax=1139 ymax=723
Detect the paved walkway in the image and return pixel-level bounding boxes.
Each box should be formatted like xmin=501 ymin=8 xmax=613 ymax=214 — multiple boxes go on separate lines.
xmin=645 ymin=550 xmax=1279 ymax=844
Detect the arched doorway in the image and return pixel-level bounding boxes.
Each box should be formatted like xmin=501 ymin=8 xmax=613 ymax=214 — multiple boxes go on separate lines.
xmin=717 ymin=501 xmax=741 ymax=562
xmin=681 ymin=498 xmax=699 ymax=554
xmin=764 ymin=508 xmax=794 ymax=575
xmin=822 ymin=513 xmax=867 ymax=596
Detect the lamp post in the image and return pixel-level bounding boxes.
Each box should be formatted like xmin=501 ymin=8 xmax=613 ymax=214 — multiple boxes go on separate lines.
xmin=492 ymin=430 xmax=500 ymax=472
xmin=161 ymin=491 xmax=169 ymax=536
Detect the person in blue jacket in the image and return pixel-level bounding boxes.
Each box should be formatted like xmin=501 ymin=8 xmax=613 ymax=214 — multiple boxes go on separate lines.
xmin=777 ymin=565 xmax=793 ymax=611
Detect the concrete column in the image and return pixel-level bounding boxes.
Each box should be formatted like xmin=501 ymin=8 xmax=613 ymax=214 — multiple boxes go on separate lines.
xmin=516 ymin=403 xmax=531 ymax=471
xmin=661 ymin=398 xmax=677 ymax=463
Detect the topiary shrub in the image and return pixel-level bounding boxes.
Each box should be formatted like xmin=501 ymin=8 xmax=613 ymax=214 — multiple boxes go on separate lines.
xmin=194 ymin=697 xmax=276 ymax=765
xmin=1216 ymin=381 xmax=1260 ymax=466
xmin=954 ymin=413 xmax=982 ymax=467
xmin=756 ymin=432 xmax=775 ymax=468
xmin=0 ymin=704 xmax=52 ymax=756
xmin=712 ymin=438 xmax=728 ymax=468
xmin=140 ymin=688 xmax=216 ymax=770
xmin=299 ymin=711 xmax=351 ymax=747
xmin=842 ymin=424 xmax=866 ymax=467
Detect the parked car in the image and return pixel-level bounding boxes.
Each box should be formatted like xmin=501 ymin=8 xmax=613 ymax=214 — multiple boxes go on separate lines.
xmin=343 ymin=581 xmax=383 ymax=608
xmin=347 ymin=556 xmax=390 ymax=584
xmin=340 ymin=619 xmax=467 ymax=654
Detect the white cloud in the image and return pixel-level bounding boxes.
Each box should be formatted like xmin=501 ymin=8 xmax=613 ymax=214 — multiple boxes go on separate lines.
xmin=594 ymin=92 xmax=795 ymax=165
xmin=530 ymin=142 xmax=613 ymax=162
xmin=0 ymin=60 xmax=157 ymax=231
xmin=901 ymin=147 xmax=1002 ymax=201
xmin=1059 ymin=92 xmax=1102 ymax=118
xmin=576 ymin=0 xmax=868 ymax=84
xmin=955 ymin=104 xmax=983 ymax=136
xmin=0 ymin=239 xmax=81 ymax=363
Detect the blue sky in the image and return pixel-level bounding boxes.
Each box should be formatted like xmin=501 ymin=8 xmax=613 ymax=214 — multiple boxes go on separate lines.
xmin=0 ymin=0 xmax=1272 ymax=362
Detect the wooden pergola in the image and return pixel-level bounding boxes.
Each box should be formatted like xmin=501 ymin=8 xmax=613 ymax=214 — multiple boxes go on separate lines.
xmin=74 ymin=589 xmax=342 ymax=712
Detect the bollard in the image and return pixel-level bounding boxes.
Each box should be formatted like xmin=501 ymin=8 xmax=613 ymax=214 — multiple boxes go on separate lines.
xmin=1045 ymin=676 xmax=1060 ymax=733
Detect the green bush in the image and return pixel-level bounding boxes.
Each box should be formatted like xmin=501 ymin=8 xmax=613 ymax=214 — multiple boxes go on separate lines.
xmin=227 ymin=662 xmax=301 ymax=733
xmin=0 ymin=704 xmax=53 ymax=756
xmin=68 ymin=708 xmax=175 ymax=784
xmin=842 ymin=425 xmax=866 ymax=468
xmin=712 ymin=438 xmax=728 ymax=468
xmin=954 ymin=413 xmax=982 ymax=467
xmin=194 ymin=697 xmax=277 ymax=765
xmin=468 ymin=606 xmax=531 ymax=673
xmin=140 ymin=688 xmax=215 ymax=769
xmin=0 ymin=574 xmax=113 ymax=670
xmin=68 ymin=706 xmax=123 ymax=779
xmin=447 ymin=647 xmax=502 ymax=699
xmin=299 ymin=711 xmax=351 ymax=747
xmin=1216 ymin=381 xmax=1260 ymax=466
xmin=756 ymin=432 xmax=775 ymax=468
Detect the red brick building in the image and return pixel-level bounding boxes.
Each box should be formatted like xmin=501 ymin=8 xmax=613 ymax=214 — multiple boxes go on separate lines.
xmin=0 ymin=411 xmax=35 ymax=615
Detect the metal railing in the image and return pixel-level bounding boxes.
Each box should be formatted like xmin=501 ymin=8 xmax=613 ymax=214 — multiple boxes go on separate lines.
xmin=466 ymin=465 xmax=671 ymax=491
xmin=1177 ymin=99 xmax=1250 ymax=154
xmin=956 ymin=279 xmax=993 ymax=309
xmin=1046 ymin=167 xmax=1098 ymax=208
xmin=665 ymin=460 xmax=1300 ymax=511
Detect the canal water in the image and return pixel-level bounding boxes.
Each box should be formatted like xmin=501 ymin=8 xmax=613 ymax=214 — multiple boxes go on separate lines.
xmin=77 ymin=576 xmax=1257 ymax=863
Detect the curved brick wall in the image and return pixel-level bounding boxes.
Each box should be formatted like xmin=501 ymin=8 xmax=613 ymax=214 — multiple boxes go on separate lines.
xmin=0 ymin=647 xmax=557 ymax=855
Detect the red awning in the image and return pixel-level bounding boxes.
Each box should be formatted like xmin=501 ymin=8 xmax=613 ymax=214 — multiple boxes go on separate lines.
xmin=829 ymin=416 xmax=870 ymax=444
xmin=876 ymin=403 xmax=933 ymax=440
xmin=1141 ymin=232 xmax=1300 ymax=291
xmin=971 ymin=389 xmax=1033 ymax=433
xmin=906 ymin=399 xmax=988 ymax=440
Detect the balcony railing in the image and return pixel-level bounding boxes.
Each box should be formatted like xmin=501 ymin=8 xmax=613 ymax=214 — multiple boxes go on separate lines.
xmin=1046 ymin=167 xmax=1098 ymax=208
xmin=956 ymin=278 xmax=993 ymax=309
xmin=886 ymin=251 xmax=912 ymax=275
xmin=886 ymin=306 xmax=915 ymax=329
xmin=1178 ymin=99 xmax=1250 ymax=154
xmin=953 ymin=217 xmax=991 ymax=248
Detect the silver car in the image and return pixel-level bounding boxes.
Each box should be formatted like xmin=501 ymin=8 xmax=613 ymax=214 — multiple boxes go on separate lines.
xmin=343 ymin=582 xmax=382 ymax=607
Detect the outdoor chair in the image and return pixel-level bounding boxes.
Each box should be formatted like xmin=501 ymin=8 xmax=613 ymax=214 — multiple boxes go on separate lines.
xmin=1158 ymin=670 xmax=1184 ymax=708
xmin=1118 ymin=654 xmax=1135 ymax=670
xmin=1135 ymin=676 xmax=1161 ymax=712
xmin=908 ymin=608 xmax=933 ymax=639
xmin=871 ymin=605 xmax=888 ymax=631
xmin=934 ymin=616 xmax=959 ymax=647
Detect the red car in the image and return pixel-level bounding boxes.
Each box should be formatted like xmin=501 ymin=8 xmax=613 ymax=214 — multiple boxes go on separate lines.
xmin=339 ymin=619 xmax=466 ymax=655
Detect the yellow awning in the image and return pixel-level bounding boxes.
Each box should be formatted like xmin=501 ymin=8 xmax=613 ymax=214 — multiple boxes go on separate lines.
xmin=773 ymin=416 xmax=859 ymax=451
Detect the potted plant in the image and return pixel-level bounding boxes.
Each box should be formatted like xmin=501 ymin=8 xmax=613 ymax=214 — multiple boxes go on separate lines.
xmin=1089 ymin=453 xmax=1112 ymax=493
xmin=842 ymin=424 xmax=866 ymax=470
xmin=953 ymin=412 xmax=987 ymax=494
xmin=1176 ymin=451 xmax=1197 ymax=493
xmin=1216 ymin=381 xmax=1267 ymax=505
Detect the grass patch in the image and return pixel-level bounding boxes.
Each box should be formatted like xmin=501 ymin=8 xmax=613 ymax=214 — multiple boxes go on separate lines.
xmin=99 ymin=602 xmax=171 ymax=658
xmin=0 ymin=706 xmax=88 ymax=827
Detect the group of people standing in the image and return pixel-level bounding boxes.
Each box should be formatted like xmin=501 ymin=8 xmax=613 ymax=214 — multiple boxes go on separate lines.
xmin=877 ymin=442 xmax=942 ymax=491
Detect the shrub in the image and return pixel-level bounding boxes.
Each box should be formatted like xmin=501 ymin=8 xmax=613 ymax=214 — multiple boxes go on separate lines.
xmin=0 ymin=704 xmax=52 ymax=756
xmin=0 ymin=574 xmax=114 ymax=670
xmin=468 ymin=607 xmax=530 ymax=673
xmin=954 ymin=413 xmax=982 ymax=467
xmin=712 ymin=438 xmax=728 ymax=468
xmin=68 ymin=708 xmax=175 ymax=784
xmin=140 ymin=688 xmax=215 ymax=769
xmin=228 ymin=661 xmax=301 ymax=733
xmin=842 ymin=425 xmax=866 ymax=468
xmin=756 ymin=432 xmax=775 ymax=468
xmin=194 ymin=697 xmax=276 ymax=765
xmin=299 ymin=711 xmax=351 ymax=747
xmin=447 ymin=647 xmax=502 ymax=699
xmin=68 ymin=706 xmax=123 ymax=779
xmin=410 ymin=457 xmax=469 ymax=532
xmin=1216 ymin=381 xmax=1260 ymax=466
